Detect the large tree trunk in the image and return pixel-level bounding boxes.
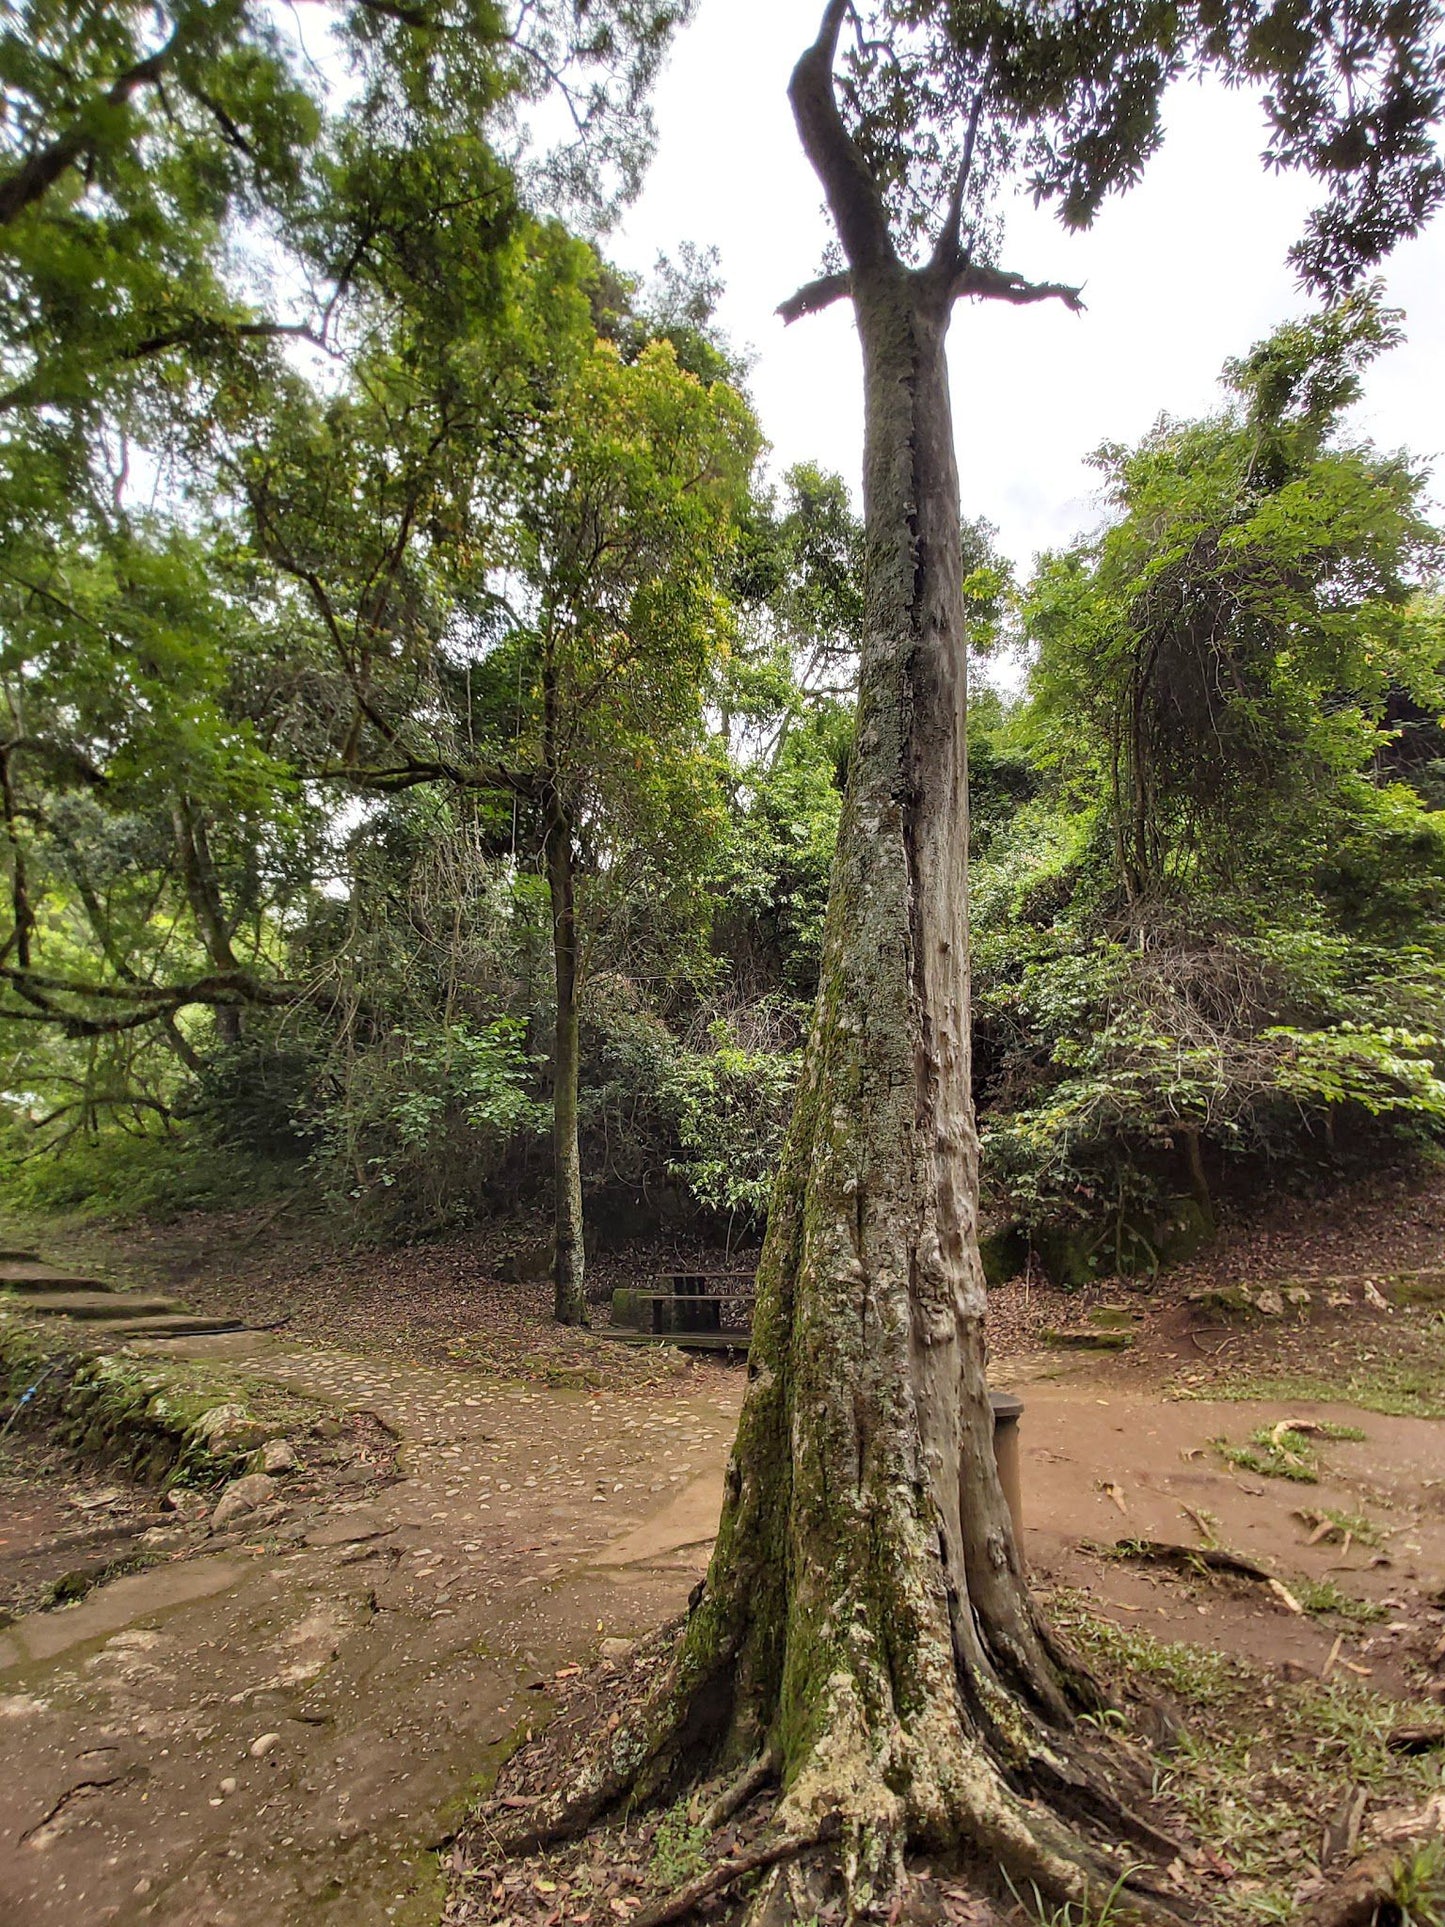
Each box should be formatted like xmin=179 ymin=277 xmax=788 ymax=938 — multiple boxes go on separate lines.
xmin=673 ymin=265 xmax=1094 ymax=1880
xmin=544 ymin=790 xmax=588 ymax=1328
xmin=512 ymin=267 xmax=1172 ymax=1914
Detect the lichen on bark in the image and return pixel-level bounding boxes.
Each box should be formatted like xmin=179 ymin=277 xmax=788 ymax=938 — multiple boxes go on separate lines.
xmin=492 ymin=4 xmax=1182 ymax=1912
xmin=498 ymin=251 xmax=1178 ymax=1927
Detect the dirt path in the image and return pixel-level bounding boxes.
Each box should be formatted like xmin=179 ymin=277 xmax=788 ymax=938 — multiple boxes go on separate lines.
xmin=5 ymin=1290 xmax=1445 ymax=1925
xmin=0 ymin=1330 xmax=742 ymax=1927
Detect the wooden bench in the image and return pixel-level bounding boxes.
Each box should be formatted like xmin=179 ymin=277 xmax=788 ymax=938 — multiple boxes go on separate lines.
xmin=606 ymin=1278 xmax=1026 ymax=1528
xmin=611 ymin=1271 xmax=757 ymax=1339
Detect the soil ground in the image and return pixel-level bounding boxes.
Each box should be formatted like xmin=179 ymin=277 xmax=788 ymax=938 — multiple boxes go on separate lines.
xmin=2 ymin=1168 xmax=1445 ymax=1925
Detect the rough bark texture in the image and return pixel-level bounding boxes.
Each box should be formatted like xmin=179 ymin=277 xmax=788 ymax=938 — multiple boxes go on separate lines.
xmin=511 ymin=263 xmax=1174 ymax=1918
xmin=501 ymin=8 xmax=1174 ymax=1909
xmin=545 ymin=788 xmax=588 ymax=1328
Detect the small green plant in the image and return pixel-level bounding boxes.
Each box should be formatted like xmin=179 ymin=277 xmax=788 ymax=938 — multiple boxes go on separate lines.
xmin=1391 ymin=1838 xmax=1445 ymax=1927
xmin=1296 ymin=1506 xmax=1386 ymax=1548
xmin=649 ymin=1802 xmax=710 ymax=1888
xmin=1294 ymin=1578 xmax=1387 ymax=1622
xmin=1003 ymin=1865 xmax=1137 ymax=1926
xmin=1216 ymin=1420 xmax=1365 ymax=1483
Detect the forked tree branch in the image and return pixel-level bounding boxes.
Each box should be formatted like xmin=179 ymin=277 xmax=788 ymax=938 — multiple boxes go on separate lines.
xmin=931 ymin=86 xmax=986 ymax=275
xmin=789 ymin=0 xmax=895 ymax=276
xmin=779 ymin=262 xmax=1083 ymax=323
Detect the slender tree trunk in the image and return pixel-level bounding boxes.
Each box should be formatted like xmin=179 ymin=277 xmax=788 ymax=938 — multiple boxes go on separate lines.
xmin=172 ymin=798 xmax=243 ymax=1047
xmin=0 ymin=743 xmax=35 ymax=968
xmin=545 ymin=789 xmax=587 ymax=1328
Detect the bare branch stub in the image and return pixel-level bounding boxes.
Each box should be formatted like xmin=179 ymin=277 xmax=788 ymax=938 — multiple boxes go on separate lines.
xmin=777 ymin=271 xmax=853 ymax=325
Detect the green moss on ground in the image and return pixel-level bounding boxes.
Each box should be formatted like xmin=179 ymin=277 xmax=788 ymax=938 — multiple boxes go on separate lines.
xmin=0 ymin=1312 xmax=322 ymax=1486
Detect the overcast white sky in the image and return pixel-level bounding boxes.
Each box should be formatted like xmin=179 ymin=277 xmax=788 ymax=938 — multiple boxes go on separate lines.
xmin=610 ymin=0 xmax=1445 ymax=579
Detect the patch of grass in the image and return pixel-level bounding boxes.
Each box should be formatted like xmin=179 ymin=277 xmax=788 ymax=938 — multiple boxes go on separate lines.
xmin=1214 ymin=1419 xmax=1366 ymax=1484
xmin=1293 ymin=1577 xmax=1387 ymax=1623
xmin=1176 ymin=1319 xmax=1445 ymax=1420
xmin=648 ymin=1802 xmax=710 ymax=1889
xmin=1215 ymin=1427 xmax=1321 ymax=1482
xmin=1054 ymin=1593 xmax=1445 ymax=1922
xmin=1391 ymin=1838 xmax=1445 ymax=1927
xmin=1295 ymin=1505 xmax=1386 ymax=1549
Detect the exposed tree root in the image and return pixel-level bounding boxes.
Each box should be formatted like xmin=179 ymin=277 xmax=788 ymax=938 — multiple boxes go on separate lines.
xmin=1296 ymin=1849 xmax=1413 ymax=1927
xmin=698 ymin=1745 xmax=781 ymax=1832
xmin=474 ymin=1629 xmax=1192 ymax=1926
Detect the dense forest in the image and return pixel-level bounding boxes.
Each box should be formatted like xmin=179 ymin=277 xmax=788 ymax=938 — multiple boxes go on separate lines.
xmin=2 ymin=2 xmax=1443 ymax=1323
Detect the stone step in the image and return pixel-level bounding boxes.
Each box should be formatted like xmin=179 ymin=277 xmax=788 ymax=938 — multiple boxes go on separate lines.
xmin=0 ymin=1262 xmax=114 ymax=1293
xmin=91 ymin=1314 xmax=245 ymax=1340
xmin=1 ymin=1290 xmax=184 ymax=1321
xmin=0 ymin=1247 xmax=42 ymax=1263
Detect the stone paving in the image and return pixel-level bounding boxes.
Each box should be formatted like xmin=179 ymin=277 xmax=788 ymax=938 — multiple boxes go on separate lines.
xmin=0 ymin=1327 xmax=743 ymax=1927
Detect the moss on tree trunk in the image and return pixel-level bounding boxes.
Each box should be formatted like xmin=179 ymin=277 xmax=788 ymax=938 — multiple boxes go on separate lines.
xmin=506 ymin=265 xmax=1178 ymax=1918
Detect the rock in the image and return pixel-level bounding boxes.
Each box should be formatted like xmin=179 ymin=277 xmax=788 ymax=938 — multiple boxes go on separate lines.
xmin=302 ymin=1508 xmax=391 ymax=1549
xmin=1283 ymin=1285 xmax=1312 ymax=1307
xmin=211 ymin=1473 xmax=278 ymax=1533
xmin=1042 ymin=1327 xmax=1134 ymax=1352
xmin=599 ymin=1637 xmax=636 ymax=1664
xmin=249 ymin=1731 xmax=282 ymax=1758
xmin=1253 ymin=1287 xmax=1284 ymax=1317
xmin=259 ymin=1438 xmax=299 ymax=1476
xmin=193 ymin=1403 xmax=266 ymax=1454
xmin=162 ymin=1486 xmax=210 ymax=1520
xmin=219 ymin=1776 xmax=237 ymax=1795
xmin=311 ymin=1418 xmax=345 ymax=1441
xmin=979 ymin=1224 xmax=1027 ymax=1288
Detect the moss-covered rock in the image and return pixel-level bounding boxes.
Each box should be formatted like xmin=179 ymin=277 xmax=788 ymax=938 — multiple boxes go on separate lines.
xmin=611 ymin=1287 xmax=644 ymax=1329
xmin=1029 ymin=1195 xmax=1213 ymax=1288
xmin=0 ymin=1311 xmax=319 ymax=1487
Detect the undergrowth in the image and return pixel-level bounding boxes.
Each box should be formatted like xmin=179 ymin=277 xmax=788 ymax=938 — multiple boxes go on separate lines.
xmin=1056 ymin=1593 xmax=1445 ymax=1922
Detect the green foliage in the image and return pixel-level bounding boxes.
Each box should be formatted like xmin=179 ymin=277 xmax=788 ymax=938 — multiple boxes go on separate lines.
xmin=974 ymin=299 xmax=1445 ymax=1257
xmin=1391 ymin=1839 xmax=1445 ymax=1927
xmin=663 ymin=1022 xmax=801 ymax=1223
xmin=648 ymin=1803 xmax=710 ymax=1889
